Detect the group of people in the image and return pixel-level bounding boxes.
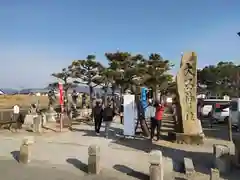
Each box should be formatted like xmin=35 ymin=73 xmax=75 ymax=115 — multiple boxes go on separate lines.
xmin=92 ymin=98 xmax=166 ymax=141
xmin=92 ymin=101 xmax=116 ymax=138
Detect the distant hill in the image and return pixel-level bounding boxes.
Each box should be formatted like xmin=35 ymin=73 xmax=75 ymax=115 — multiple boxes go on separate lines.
xmin=0 ymin=88 xmax=18 ymax=94
xmin=0 ymin=85 xmax=119 ymax=95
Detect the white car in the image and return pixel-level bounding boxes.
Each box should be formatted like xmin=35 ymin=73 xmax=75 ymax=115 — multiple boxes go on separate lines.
xmin=200 ymin=99 xmax=230 ymax=118
xmin=201 ymin=105 xmax=213 ymax=117
xmin=212 ymin=107 xmax=229 ymax=123
xmin=212 ymin=104 xmax=230 ymax=123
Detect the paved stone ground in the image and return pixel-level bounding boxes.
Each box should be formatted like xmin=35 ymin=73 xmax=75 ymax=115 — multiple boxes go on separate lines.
xmin=0 ymin=119 xmax=239 ymax=179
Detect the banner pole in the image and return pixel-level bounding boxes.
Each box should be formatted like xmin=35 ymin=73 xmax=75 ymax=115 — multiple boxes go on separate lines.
xmin=60 ymin=105 xmax=63 ymax=132
xmin=58 ymin=82 xmax=64 ymax=132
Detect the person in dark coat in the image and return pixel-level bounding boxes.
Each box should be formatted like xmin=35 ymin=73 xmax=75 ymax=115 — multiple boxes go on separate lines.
xmin=71 ymin=90 xmax=78 ymax=107
xmin=103 ymin=102 xmax=116 ymax=138
xmin=92 ymin=101 xmax=103 ymax=135
xmin=120 ymin=103 xmax=124 ymax=124
xmin=82 ymin=93 xmax=86 ymax=107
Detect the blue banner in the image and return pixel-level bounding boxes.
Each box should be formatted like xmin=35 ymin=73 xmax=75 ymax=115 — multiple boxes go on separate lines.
xmin=141 ymin=87 xmax=148 ymax=112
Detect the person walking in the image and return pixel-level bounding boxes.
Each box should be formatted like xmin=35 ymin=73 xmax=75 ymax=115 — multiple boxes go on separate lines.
xmin=93 ymin=101 xmax=103 ymax=135
xmin=103 ymin=102 xmax=116 ymax=138
xmin=120 ymin=103 xmax=124 ymax=124
xmin=71 ymin=89 xmax=78 ymax=109
xmin=151 ymin=100 xmax=165 ymax=141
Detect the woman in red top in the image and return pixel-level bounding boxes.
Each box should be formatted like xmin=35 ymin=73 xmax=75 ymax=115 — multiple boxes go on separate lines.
xmin=151 ymin=101 xmax=165 ymax=141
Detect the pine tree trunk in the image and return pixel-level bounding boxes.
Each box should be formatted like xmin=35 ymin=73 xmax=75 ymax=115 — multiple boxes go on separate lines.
xmin=89 ymin=84 xmax=94 ymax=120
xmin=120 ymin=86 xmax=123 ymax=105
xmin=89 ymin=85 xmax=94 ymax=109
xmin=154 ymin=84 xmax=159 ymax=101
xmin=111 ymin=86 xmax=116 ymax=110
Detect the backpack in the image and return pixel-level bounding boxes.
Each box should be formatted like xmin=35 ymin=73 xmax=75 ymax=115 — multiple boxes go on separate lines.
xmin=94 ymin=106 xmax=102 ymax=116
xmin=104 ymin=107 xmax=114 ymax=117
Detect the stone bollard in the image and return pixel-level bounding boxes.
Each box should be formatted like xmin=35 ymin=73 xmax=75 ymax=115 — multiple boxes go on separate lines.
xmin=33 ymin=116 xmax=42 ymax=133
xmin=184 ymin=157 xmax=195 ymax=179
xmin=88 ymin=144 xmax=100 ymax=174
xmin=19 ymin=136 xmax=34 ymax=164
xmin=41 ymin=113 xmax=47 ymax=126
xmin=213 ymin=144 xmax=231 ymax=174
xmin=149 ymin=150 xmax=163 ymax=180
xmin=210 ymin=168 xmax=220 ymax=180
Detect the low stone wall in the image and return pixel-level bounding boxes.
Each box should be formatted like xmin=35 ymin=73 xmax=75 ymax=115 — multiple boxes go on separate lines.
xmin=0 ymin=109 xmax=28 ymax=122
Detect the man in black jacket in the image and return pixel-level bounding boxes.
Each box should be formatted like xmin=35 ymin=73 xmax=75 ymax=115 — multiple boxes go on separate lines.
xmin=103 ymin=102 xmax=116 ymax=138
xmin=93 ymin=101 xmax=103 ymax=135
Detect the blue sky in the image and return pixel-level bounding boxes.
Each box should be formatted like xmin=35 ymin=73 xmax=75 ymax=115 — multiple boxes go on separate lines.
xmin=0 ymin=0 xmax=240 ymax=88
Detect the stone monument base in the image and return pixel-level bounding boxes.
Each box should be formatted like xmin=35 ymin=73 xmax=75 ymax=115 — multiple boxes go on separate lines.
xmin=175 ymin=132 xmax=204 ymax=145
xmin=232 ymin=133 xmax=240 ymax=167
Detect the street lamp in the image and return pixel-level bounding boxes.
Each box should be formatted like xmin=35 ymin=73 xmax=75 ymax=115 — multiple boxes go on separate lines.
xmin=237 ymin=32 xmax=240 ymax=37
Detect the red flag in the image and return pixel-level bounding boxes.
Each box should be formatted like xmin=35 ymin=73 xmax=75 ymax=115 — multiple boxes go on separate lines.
xmin=58 ymin=83 xmax=64 ymax=106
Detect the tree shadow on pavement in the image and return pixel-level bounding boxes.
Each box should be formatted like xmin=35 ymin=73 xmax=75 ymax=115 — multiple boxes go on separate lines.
xmin=71 ymin=127 xmax=97 ymax=137
xmin=71 ymin=124 xmax=123 ymax=139
xmin=113 ymin=164 xmax=148 ymax=180
xmin=202 ymin=124 xmax=230 ymax=141
xmin=10 ymin=151 xmax=19 ymax=162
xmin=66 ymin=158 xmax=88 ymax=173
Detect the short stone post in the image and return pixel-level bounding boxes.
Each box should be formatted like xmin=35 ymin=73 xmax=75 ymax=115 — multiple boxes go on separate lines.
xmin=41 ymin=113 xmax=47 ymax=126
xmin=213 ymin=144 xmax=231 ymax=174
xmin=210 ymin=168 xmax=220 ymax=180
xmin=149 ymin=150 xmax=163 ymax=180
xmin=184 ymin=157 xmax=195 ymax=179
xmin=88 ymin=144 xmax=100 ymax=174
xmin=33 ymin=115 xmax=42 ymax=133
xmin=46 ymin=106 xmax=57 ymax=122
xmin=19 ymin=136 xmax=34 ymax=164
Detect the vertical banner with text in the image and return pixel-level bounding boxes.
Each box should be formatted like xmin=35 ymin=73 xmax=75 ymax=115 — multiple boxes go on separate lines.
xmin=58 ymin=82 xmax=64 ymax=107
xmin=141 ymin=87 xmax=148 ymax=112
xmin=58 ymin=82 xmax=64 ymax=132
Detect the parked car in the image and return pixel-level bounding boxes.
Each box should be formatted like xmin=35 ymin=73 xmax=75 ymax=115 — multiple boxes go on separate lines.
xmin=200 ymin=99 xmax=230 ymax=118
xmin=212 ymin=103 xmax=230 ymax=123
xmin=201 ymin=104 xmax=213 ymax=117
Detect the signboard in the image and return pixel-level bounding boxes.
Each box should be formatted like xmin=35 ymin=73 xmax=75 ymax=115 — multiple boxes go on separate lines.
xmin=141 ymin=87 xmax=148 ymax=112
xmin=123 ymin=94 xmax=135 ymax=136
xmin=223 ymin=95 xmax=230 ymax=101
xmin=13 ymin=105 xmax=20 ymax=114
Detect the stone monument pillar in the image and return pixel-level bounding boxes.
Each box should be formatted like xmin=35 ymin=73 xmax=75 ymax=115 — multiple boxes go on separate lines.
xmin=175 ymin=52 xmax=204 ymax=144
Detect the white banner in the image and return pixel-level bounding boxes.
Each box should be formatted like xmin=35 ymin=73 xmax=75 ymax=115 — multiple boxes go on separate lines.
xmin=123 ymin=94 xmax=135 ymax=136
